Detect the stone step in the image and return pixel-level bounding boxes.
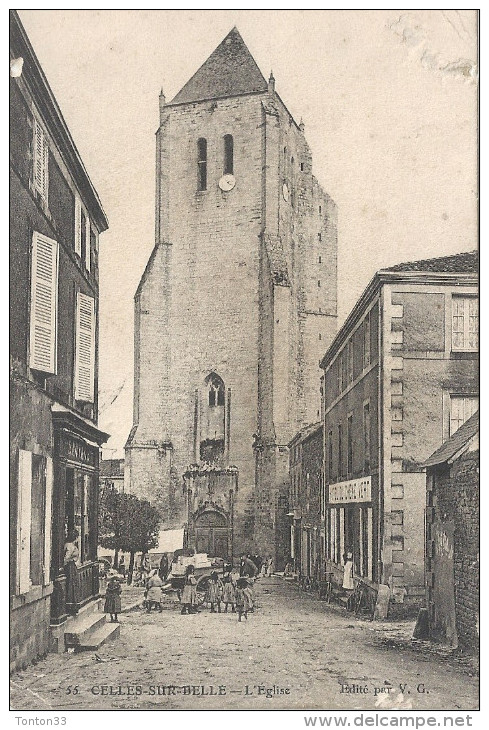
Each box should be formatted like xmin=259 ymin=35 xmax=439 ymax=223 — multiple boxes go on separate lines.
xmin=65 ymin=612 xmax=107 ymax=646
xmin=75 ymin=622 xmax=120 ymax=651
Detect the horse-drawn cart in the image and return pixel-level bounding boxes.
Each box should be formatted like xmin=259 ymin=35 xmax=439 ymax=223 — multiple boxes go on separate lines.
xmin=166 ymin=553 xmax=227 ymax=605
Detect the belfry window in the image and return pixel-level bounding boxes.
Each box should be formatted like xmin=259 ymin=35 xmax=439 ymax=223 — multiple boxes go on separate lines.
xmin=208 ymin=378 xmax=225 ymax=407
xmin=224 ymin=134 xmax=233 ymax=175
xmin=197 ymin=138 xmax=207 ymax=191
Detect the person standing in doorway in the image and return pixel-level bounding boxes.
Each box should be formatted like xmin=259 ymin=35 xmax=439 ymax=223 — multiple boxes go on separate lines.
xmin=64 ymin=529 xmax=80 ymax=614
xmin=266 ymin=555 xmax=274 ymax=576
xmin=342 ymin=552 xmax=354 ymax=591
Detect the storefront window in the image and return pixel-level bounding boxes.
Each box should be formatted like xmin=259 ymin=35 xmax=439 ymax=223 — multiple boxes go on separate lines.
xmin=64 ymin=468 xmax=94 ymax=563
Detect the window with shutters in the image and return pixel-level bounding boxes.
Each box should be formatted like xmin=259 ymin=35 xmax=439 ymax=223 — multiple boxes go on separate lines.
xmin=81 ymin=209 xmax=87 ymax=266
xmin=452 ymin=296 xmax=478 ymax=351
xmin=338 ymin=423 xmax=344 ymax=479
xmin=74 ymin=292 xmax=95 ymax=402
xmin=85 ymin=217 xmax=92 ymax=272
xmin=363 ymin=312 xmax=371 ymax=369
xmin=16 ymin=450 xmax=53 ymax=594
xmin=33 ymin=118 xmax=49 ymax=202
xmin=363 ymin=402 xmax=371 ymax=473
xmin=74 ymin=196 xmax=82 ymax=256
xmin=347 ymin=414 xmax=353 ymax=477
xmin=29 ymin=232 xmax=59 ymax=374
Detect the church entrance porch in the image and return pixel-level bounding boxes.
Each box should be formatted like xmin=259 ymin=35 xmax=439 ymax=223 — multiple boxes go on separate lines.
xmin=183 ymin=465 xmax=238 ymax=561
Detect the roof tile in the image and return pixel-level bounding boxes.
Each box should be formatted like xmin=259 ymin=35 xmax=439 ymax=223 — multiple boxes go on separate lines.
xmin=169 ymin=27 xmax=267 ymax=105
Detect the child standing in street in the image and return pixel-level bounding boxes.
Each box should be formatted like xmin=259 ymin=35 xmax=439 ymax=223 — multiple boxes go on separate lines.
xmin=181 ymin=564 xmax=198 ymax=615
xmin=235 ymin=577 xmax=252 ymax=621
xmin=104 ymin=574 xmax=122 ymax=623
xmin=207 ymin=571 xmax=223 ymax=613
xmin=222 ymin=572 xmax=236 ymax=612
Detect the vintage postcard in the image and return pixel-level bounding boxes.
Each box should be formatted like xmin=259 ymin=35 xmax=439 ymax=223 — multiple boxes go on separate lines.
xmin=9 ymin=8 xmax=479 ymax=717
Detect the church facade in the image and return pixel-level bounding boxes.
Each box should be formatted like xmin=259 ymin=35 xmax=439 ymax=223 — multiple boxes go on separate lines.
xmin=125 ymin=28 xmax=337 ymax=565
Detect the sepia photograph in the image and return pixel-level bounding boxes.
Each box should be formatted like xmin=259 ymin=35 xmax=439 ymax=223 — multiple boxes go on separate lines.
xmin=9 ymin=8 xmax=479 ymax=716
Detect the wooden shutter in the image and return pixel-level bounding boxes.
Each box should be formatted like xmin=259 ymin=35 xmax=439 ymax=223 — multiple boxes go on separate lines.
xmin=17 ymin=450 xmax=32 ymax=595
xmin=75 ymin=292 xmax=95 ymax=402
xmin=75 ymin=197 xmax=82 ymax=256
xmin=29 ymin=232 xmax=58 ymax=374
xmin=33 ymin=118 xmax=48 ymax=200
xmin=85 ymin=215 xmax=91 ymax=272
xmin=44 ymin=457 xmax=53 ymax=585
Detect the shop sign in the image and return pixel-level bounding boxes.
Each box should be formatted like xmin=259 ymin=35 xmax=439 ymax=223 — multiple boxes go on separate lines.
xmin=60 ymin=432 xmax=96 ymax=466
xmin=328 ymin=476 xmax=371 ymax=504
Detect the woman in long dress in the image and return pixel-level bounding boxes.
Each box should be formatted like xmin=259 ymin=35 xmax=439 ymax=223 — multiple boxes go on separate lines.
xmin=235 ymin=577 xmax=253 ymax=621
xmin=146 ymin=569 xmax=164 ymax=612
xmin=222 ymin=572 xmax=236 ymax=612
xmin=64 ymin=529 xmax=80 ymax=614
xmin=104 ymin=575 xmax=122 ymax=622
xmin=207 ymin=571 xmax=223 ymax=613
xmin=180 ymin=564 xmax=198 ymax=615
xmin=342 ymin=552 xmax=354 ymax=590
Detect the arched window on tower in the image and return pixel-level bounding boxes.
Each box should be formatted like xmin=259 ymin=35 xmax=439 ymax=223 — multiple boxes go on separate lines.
xmin=201 ymin=373 xmax=226 ymax=463
xmin=224 ymin=134 xmax=233 ymax=175
xmin=208 ymin=378 xmax=225 ymax=407
xmin=197 ymin=138 xmax=207 ymax=191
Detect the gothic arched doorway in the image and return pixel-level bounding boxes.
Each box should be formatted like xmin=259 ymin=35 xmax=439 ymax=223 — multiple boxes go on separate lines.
xmin=194 ymin=508 xmax=230 ymax=558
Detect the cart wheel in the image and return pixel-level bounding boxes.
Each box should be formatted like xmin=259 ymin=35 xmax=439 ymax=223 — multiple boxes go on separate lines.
xmin=196 ymin=576 xmax=210 ymax=606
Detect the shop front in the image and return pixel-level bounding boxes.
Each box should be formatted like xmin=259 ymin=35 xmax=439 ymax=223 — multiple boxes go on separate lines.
xmin=50 ymin=406 xmax=108 ymax=626
xmin=325 ymin=476 xmax=375 ymax=585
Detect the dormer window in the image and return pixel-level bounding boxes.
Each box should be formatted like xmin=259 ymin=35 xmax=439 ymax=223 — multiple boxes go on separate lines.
xmin=224 ymin=134 xmax=233 ymax=175
xmin=197 ymin=138 xmax=207 ymax=191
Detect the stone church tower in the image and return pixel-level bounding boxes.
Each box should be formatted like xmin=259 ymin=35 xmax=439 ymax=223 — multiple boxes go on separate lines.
xmin=125 ymin=28 xmax=337 ymax=565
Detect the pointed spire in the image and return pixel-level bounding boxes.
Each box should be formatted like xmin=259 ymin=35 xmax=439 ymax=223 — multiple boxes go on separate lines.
xmin=159 ymin=87 xmax=166 ymax=125
xmin=169 ymin=27 xmax=267 ymax=105
xmin=299 ymin=117 xmax=305 ymax=133
xmin=268 ymin=70 xmax=275 ymax=96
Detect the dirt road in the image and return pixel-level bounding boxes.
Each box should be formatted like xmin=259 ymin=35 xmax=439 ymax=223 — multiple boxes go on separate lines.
xmin=10 ymin=576 xmax=478 ymax=711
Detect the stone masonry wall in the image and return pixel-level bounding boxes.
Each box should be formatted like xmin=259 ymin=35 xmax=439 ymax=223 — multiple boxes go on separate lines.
xmin=436 ymin=449 xmax=479 ymax=650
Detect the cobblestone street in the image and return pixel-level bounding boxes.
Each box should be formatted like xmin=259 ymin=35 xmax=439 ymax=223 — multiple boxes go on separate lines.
xmin=10 ymin=577 xmax=478 ymax=711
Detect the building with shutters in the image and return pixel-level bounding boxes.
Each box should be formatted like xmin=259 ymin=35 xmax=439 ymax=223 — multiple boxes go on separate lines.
xmin=287 ymin=423 xmax=325 ymax=580
xmin=10 ymin=11 xmax=109 ymax=670
xmin=320 ymin=251 xmax=478 ymax=616
xmin=125 ymin=27 xmax=338 ymax=565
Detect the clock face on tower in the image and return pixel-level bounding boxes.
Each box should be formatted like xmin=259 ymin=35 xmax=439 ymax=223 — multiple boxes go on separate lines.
xmin=219 ymin=174 xmax=236 ymax=191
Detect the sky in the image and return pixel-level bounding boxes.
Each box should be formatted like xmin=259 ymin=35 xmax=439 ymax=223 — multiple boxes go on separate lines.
xmin=18 ymin=9 xmax=478 ymax=457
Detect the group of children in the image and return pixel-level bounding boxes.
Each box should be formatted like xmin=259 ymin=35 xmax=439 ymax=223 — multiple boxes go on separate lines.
xmin=181 ymin=566 xmax=254 ymax=621
xmin=105 ymin=562 xmax=257 ymax=623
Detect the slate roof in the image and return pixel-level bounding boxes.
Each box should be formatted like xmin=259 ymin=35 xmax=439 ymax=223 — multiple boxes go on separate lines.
xmin=423 ymin=411 xmax=479 ymax=468
xmin=384 ymin=251 xmax=478 ymax=274
xmin=169 ymin=27 xmax=268 ymax=106
xmin=100 ymin=458 xmax=124 ymax=477
xmin=288 ymin=421 xmax=322 ymax=448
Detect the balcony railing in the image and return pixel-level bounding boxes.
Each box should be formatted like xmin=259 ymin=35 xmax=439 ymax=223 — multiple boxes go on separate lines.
xmin=51 ymin=561 xmax=100 ymax=624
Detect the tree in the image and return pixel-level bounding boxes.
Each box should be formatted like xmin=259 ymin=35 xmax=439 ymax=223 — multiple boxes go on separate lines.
xmin=99 ymin=480 xmax=123 ymax=567
xmin=99 ymin=488 xmax=160 ymax=585
xmin=118 ymin=495 xmax=160 ymax=584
